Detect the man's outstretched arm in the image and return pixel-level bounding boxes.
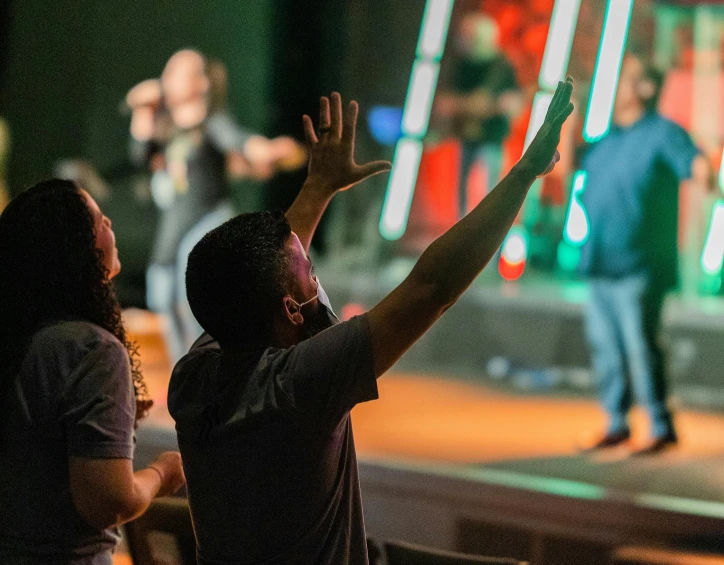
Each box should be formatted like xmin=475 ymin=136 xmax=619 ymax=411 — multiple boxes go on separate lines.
xmin=368 ymin=78 xmax=575 ymax=377
xmin=285 ymin=92 xmax=391 ymax=252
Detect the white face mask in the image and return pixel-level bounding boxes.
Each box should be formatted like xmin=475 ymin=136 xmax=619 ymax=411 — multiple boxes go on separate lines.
xmin=290 ymin=275 xmax=340 ymax=326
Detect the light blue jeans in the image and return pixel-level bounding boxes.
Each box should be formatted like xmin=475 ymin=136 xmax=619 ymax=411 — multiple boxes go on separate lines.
xmin=147 ymin=202 xmax=234 ymax=362
xmin=584 ymin=274 xmax=675 ymax=439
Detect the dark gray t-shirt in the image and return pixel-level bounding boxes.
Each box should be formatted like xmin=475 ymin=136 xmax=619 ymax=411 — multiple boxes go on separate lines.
xmin=168 ymin=315 xmax=378 ymax=565
xmin=0 ymin=321 xmax=135 ymax=565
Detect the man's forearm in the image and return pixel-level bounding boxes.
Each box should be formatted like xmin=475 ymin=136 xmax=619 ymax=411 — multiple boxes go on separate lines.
xmin=410 ymin=164 xmax=536 ymax=304
xmin=285 ymin=179 xmax=334 ymax=253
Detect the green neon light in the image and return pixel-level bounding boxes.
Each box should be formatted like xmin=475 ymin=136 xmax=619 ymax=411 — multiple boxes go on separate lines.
xmin=583 ymin=0 xmax=633 ymax=142
xmin=379 ymin=0 xmax=454 ymax=240
xmin=557 ymin=240 xmax=582 ymax=272
xmin=379 ymin=139 xmax=424 ymax=240
xmin=701 ymin=201 xmax=724 ymax=276
xmin=416 ymin=0 xmax=455 ymax=61
xmin=401 ymin=60 xmax=440 ymax=138
xmin=563 ymin=170 xmax=589 ymax=246
xmin=539 ymin=0 xmax=582 ymax=90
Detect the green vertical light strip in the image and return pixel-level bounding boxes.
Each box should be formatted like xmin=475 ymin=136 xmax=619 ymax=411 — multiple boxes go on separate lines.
xmin=701 ymin=201 xmax=724 ymax=276
xmin=563 ymin=170 xmax=589 ymax=245
xmin=416 ymin=0 xmax=455 ymax=60
xmin=523 ymin=92 xmax=554 ymax=151
xmin=539 ymin=0 xmax=582 ymax=90
xmin=380 ymin=0 xmax=455 ymax=241
xmin=583 ymin=0 xmax=633 ymax=142
xmin=401 ymin=60 xmax=441 ymax=137
xmin=502 ymin=0 xmax=581 ymax=278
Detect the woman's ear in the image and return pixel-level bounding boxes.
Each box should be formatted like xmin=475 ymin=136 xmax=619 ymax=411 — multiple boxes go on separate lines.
xmin=283 ymin=296 xmax=304 ymax=326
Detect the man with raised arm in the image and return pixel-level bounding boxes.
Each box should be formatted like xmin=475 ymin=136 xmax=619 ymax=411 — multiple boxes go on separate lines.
xmin=168 ymin=81 xmax=574 ymax=565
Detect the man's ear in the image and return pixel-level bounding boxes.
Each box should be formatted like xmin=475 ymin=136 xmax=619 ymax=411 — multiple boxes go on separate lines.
xmin=283 ymin=296 xmax=304 ymax=326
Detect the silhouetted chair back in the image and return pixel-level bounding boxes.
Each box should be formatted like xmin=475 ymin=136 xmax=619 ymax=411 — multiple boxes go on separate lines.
xmin=384 ymin=539 xmax=528 ymax=565
xmin=124 ymin=497 xmax=197 ymax=565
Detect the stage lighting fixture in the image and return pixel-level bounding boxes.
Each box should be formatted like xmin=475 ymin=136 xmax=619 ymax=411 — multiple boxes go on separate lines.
xmin=379 ymin=0 xmax=454 ymax=241
xmin=562 ymin=171 xmax=589 ymax=246
xmin=499 ymin=226 xmax=529 ymax=281
xmin=501 ymin=0 xmax=581 ymax=280
xmin=583 ymin=0 xmax=633 ymax=142
xmin=379 ymin=139 xmax=424 ymax=240
xmin=539 ymin=0 xmax=582 ymax=91
xmin=701 ymin=200 xmax=724 ymax=276
xmin=401 ymin=61 xmax=440 ymax=138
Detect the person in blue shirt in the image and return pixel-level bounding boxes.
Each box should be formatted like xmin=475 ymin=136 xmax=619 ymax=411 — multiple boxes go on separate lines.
xmin=578 ymin=53 xmax=712 ymax=455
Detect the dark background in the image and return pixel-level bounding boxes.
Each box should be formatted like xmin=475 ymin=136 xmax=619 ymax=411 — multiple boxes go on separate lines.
xmin=0 ymin=0 xmax=425 ymax=304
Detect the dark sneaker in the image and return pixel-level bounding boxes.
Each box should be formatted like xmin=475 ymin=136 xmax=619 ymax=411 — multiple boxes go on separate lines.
xmin=579 ymin=430 xmax=631 ymax=452
xmin=629 ymin=433 xmax=678 ymax=456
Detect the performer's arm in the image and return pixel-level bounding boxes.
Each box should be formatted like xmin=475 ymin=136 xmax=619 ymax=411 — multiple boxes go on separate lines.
xmin=691 ymin=155 xmax=715 ymax=191
xmin=285 ymin=93 xmax=391 ymax=253
xmin=367 ymin=79 xmax=573 ymax=377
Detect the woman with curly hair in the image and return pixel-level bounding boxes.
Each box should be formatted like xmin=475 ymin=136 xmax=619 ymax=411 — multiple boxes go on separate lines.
xmin=0 ymin=179 xmax=186 ymax=564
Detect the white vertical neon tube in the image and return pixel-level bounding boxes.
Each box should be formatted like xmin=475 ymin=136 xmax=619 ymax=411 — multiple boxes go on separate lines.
xmin=379 ymin=139 xmax=424 ymax=240
xmin=701 ymin=201 xmax=724 ymax=276
xmin=583 ymin=0 xmax=633 ymax=142
xmin=539 ymin=0 xmax=582 ymax=90
xmin=402 ymin=61 xmax=440 ymax=137
xmin=380 ymin=0 xmax=454 ymax=241
xmin=523 ymin=93 xmax=553 ymax=151
xmin=563 ymin=170 xmax=589 ymax=245
xmin=417 ymin=0 xmax=455 ymax=60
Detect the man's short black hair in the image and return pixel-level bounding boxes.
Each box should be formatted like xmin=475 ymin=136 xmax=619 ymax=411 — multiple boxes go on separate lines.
xmin=626 ymin=50 xmax=665 ymax=112
xmin=641 ymin=63 xmax=665 ymax=112
xmin=186 ymin=210 xmax=292 ymax=347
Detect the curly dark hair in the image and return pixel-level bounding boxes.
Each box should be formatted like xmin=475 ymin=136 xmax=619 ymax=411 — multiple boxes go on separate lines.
xmin=0 ymin=179 xmax=150 ymax=422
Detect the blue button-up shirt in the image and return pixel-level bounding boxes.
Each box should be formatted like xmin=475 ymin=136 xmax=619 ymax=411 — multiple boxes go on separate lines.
xmin=579 ymin=112 xmax=700 ymax=288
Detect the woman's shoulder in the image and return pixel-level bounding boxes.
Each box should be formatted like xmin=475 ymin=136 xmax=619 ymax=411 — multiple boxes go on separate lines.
xmin=29 ymin=320 xmax=125 ymax=360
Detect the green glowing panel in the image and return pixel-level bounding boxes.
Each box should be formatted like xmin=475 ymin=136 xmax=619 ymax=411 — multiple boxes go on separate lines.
xmin=416 ymin=0 xmax=455 ymax=61
xmin=379 ymin=0 xmax=454 ymax=239
xmin=379 ymin=139 xmax=424 ymax=241
xmin=563 ymin=170 xmax=589 ymax=246
xmin=557 ymin=240 xmax=582 ymax=272
xmin=583 ymin=0 xmax=633 ymax=142
xmin=701 ymin=200 xmax=724 ymax=276
xmin=539 ymin=0 xmax=582 ymax=90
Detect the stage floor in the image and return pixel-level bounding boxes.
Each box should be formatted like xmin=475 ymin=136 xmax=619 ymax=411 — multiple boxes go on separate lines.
xmin=127 ymin=309 xmax=724 ymax=510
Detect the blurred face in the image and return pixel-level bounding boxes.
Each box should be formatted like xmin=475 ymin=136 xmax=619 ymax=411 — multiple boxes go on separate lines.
xmin=81 ymin=189 xmax=120 ymax=279
xmin=614 ymin=55 xmax=644 ymax=116
xmin=162 ymin=50 xmax=209 ymax=108
xmin=458 ymin=14 xmax=499 ymax=59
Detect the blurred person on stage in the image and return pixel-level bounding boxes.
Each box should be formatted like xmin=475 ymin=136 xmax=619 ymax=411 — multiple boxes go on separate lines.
xmin=126 ymin=49 xmax=306 ymax=362
xmin=578 ymin=53 xmax=713 ymax=455
xmin=434 ymin=12 xmax=523 ymax=218
xmin=168 ymin=81 xmax=572 ymax=564
xmin=0 ymin=179 xmax=185 ymax=565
